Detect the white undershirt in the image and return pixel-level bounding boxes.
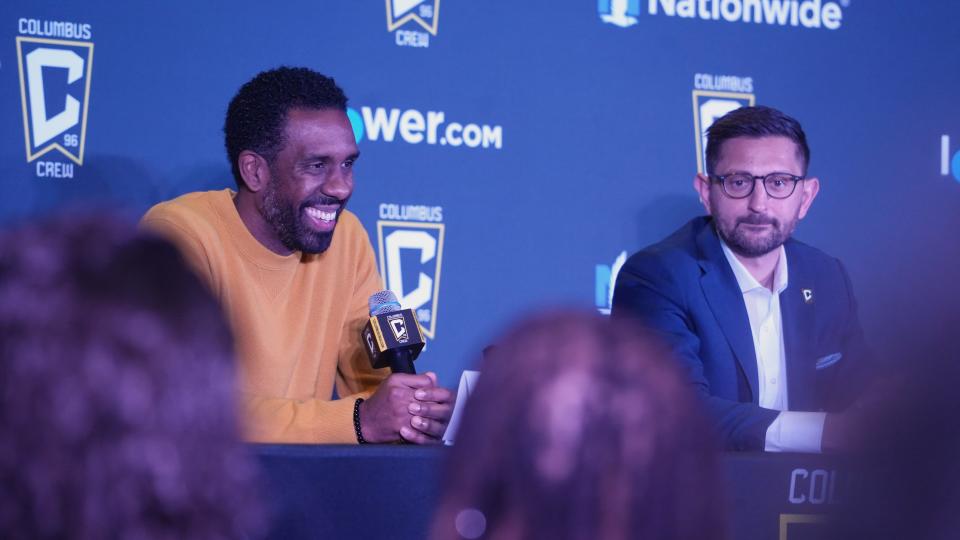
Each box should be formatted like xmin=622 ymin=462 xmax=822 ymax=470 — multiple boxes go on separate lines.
xmin=719 ymin=239 xmax=825 ymax=453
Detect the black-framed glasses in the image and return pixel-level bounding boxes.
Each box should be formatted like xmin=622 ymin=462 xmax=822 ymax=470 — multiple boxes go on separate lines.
xmin=709 ymin=173 xmax=805 ymax=199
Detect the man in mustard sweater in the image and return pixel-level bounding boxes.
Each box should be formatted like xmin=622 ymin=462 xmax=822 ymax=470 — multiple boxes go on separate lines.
xmin=142 ymin=67 xmax=452 ymax=444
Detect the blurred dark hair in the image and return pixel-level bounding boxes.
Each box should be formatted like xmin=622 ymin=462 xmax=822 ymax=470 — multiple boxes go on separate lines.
xmin=705 ymin=105 xmax=810 ymax=175
xmin=431 ymin=311 xmax=724 ymax=540
xmin=829 ymin=336 xmax=960 ymax=540
xmin=0 ymin=213 xmax=264 ymax=539
xmin=224 ymin=66 xmax=349 ymax=188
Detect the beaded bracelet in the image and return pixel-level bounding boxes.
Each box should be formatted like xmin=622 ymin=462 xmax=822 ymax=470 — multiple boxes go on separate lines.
xmin=353 ymin=398 xmax=367 ymax=444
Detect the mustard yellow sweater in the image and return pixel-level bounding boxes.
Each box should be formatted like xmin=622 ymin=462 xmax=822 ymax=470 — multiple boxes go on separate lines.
xmin=141 ymin=189 xmax=388 ymax=443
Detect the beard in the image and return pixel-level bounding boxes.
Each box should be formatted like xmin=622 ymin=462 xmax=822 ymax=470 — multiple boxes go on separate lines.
xmin=259 ymin=176 xmax=345 ymax=255
xmin=715 ymin=212 xmax=798 ymax=258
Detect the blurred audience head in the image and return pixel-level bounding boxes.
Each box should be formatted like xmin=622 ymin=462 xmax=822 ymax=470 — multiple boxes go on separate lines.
xmin=0 ymin=213 xmax=264 ymax=539
xmin=830 ymin=332 xmax=960 ymax=540
xmin=432 ymin=310 xmax=724 ymax=540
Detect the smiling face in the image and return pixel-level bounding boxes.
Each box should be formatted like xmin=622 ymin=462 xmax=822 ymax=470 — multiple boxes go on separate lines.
xmin=694 ymin=135 xmax=819 ymax=258
xmin=255 ymin=108 xmax=359 ymax=254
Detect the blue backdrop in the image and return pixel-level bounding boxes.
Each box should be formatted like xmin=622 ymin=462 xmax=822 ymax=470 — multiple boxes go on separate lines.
xmin=3 ymin=1 xmax=959 ymax=387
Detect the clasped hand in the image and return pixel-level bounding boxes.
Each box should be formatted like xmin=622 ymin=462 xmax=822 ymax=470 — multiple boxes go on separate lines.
xmin=359 ymin=372 xmax=453 ymax=444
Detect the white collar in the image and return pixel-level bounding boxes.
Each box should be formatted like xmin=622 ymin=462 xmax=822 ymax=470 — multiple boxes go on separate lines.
xmin=719 ymin=235 xmax=789 ymax=295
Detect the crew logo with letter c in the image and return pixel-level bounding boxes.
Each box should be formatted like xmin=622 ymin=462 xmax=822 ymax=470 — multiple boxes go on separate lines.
xmin=377 ymin=220 xmax=445 ymax=339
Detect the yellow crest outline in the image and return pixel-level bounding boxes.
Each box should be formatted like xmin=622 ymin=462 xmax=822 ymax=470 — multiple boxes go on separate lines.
xmin=692 ymin=89 xmax=755 ymax=174
xmin=385 ymin=0 xmax=441 ymax=36
xmin=16 ymin=36 xmax=95 ymax=166
xmin=376 ymin=220 xmax=445 ymax=340
xmin=778 ymin=513 xmax=827 ymax=540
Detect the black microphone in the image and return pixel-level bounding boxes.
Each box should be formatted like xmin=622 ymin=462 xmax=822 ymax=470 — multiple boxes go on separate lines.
xmin=362 ymin=290 xmax=425 ymax=374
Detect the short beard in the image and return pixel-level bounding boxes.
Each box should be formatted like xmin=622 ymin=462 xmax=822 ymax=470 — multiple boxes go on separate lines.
xmin=716 ymin=213 xmax=797 ymax=258
xmin=259 ymin=177 xmax=335 ymax=255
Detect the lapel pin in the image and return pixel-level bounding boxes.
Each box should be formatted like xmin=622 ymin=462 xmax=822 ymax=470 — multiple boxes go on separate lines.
xmin=802 ymin=288 xmax=814 ymax=304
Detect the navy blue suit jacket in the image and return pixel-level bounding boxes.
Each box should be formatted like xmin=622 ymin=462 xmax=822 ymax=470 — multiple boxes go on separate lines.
xmin=612 ymin=217 xmax=869 ymax=451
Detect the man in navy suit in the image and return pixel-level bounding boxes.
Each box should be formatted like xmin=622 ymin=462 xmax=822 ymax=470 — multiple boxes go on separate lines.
xmin=613 ymin=106 xmax=868 ymax=452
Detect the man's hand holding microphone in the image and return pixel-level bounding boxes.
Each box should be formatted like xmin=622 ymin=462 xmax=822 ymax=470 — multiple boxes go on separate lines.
xmin=357 ymin=291 xmax=453 ymax=444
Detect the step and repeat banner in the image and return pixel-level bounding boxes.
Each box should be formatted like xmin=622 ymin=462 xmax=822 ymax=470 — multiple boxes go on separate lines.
xmin=2 ymin=1 xmax=958 ymax=386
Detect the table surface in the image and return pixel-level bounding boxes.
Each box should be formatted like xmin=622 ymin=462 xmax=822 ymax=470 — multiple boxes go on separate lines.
xmin=253 ymin=444 xmax=843 ymax=540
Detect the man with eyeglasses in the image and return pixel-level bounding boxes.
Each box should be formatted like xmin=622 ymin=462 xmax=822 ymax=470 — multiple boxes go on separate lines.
xmin=613 ymin=106 xmax=869 ymax=453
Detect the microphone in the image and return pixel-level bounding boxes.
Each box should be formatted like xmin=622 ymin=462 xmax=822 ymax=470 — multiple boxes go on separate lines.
xmin=362 ymin=290 xmax=425 ymax=374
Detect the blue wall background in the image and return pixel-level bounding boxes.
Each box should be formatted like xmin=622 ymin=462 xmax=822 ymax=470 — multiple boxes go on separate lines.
xmin=3 ymin=1 xmax=959 ymax=387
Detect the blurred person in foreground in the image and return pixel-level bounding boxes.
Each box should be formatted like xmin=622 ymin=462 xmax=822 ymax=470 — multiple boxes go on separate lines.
xmin=431 ymin=311 xmax=724 ymax=540
xmin=827 ymin=331 xmax=960 ymax=540
xmin=0 ymin=214 xmax=264 ymax=539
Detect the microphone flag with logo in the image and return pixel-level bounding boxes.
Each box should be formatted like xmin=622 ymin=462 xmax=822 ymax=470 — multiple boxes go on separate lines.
xmin=363 ymin=290 xmax=425 ymax=374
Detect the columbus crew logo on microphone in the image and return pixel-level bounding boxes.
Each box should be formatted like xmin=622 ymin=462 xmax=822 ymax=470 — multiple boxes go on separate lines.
xmin=376 ymin=202 xmax=445 ymax=340
xmin=692 ymin=72 xmax=756 ymax=173
xmin=386 ymin=313 xmax=410 ymax=343
xmin=16 ymin=20 xmax=94 ymax=179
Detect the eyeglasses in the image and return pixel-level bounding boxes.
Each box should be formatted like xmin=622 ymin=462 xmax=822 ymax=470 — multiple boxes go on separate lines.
xmin=709 ymin=173 xmax=805 ymax=199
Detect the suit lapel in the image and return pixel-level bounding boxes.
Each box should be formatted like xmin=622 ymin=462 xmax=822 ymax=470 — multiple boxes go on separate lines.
xmin=696 ymin=223 xmax=760 ymax=403
xmin=781 ymin=241 xmax=816 ymax=410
